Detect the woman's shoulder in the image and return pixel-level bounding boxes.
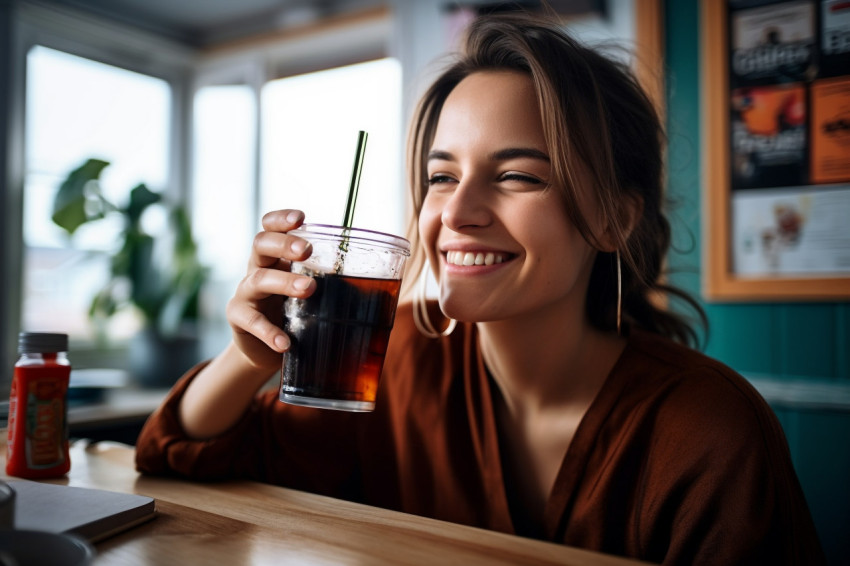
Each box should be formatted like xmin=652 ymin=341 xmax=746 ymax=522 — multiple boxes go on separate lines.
xmin=602 ymin=330 xmax=823 ymax=565
xmin=614 ymin=328 xmax=783 ymax=443
xmin=622 ymin=328 xmax=759 ymax=397
xmin=624 ymin=327 xmax=733 ymax=376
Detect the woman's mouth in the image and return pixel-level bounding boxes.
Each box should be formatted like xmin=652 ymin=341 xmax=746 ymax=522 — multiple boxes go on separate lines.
xmin=445 ymin=250 xmax=510 ymax=266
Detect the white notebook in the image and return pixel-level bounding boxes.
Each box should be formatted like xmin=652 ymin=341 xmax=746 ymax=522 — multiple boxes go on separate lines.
xmin=9 ymin=480 xmax=156 ymax=542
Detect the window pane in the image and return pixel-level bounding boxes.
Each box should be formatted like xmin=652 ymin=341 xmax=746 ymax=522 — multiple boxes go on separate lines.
xmin=23 ymin=46 xmax=171 ymax=340
xmin=191 ymin=85 xmax=256 ymax=355
xmin=260 ymin=58 xmax=404 ymax=238
xmin=192 ymin=86 xmax=256 ymax=282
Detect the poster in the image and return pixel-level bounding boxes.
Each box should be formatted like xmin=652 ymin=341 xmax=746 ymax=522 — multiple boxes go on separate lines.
xmin=731 ymin=83 xmax=807 ymax=188
xmin=727 ymin=0 xmax=850 ymax=277
xmin=820 ymin=0 xmax=850 ymax=78
xmin=732 ymin=187 xmax=850 ymax=276
xmin=811 ymin=77 xmax=850 ymax=183
xmin=730 ymin=1 xmax=815 ymax=86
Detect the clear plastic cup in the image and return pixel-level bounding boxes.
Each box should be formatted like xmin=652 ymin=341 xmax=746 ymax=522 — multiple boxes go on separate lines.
xmin=280 ymin=224 xmax=410 ymax=412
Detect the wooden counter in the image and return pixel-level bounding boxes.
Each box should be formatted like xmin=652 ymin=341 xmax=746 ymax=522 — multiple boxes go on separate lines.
xmin=1 ymin=437 xmax=649 ymax=565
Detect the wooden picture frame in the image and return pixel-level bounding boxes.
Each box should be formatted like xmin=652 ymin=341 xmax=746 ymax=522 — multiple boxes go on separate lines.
xmin=701 ymin=0 xmax=850 ymax=301
xmin=635 ymin=0 xmax=665 ymax=114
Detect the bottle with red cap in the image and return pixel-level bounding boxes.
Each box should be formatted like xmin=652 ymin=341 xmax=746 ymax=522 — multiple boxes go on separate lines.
xmin=5 ymin=332 xmax=72 ymax=478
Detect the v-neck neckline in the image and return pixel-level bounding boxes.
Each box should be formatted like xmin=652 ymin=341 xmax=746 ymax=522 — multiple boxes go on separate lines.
xmin=464 ymin=323 xmax=636 ymax=540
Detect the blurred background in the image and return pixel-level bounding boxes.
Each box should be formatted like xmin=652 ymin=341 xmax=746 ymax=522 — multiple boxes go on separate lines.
xmin=0 ymin=0 xmax=847 ymax=563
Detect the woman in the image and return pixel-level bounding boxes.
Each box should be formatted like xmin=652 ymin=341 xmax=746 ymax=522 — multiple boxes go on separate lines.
xmin=136 ymin=13 xmax=824 ymax=565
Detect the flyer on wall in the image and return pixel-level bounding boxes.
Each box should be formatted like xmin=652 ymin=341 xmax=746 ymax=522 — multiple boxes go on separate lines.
xmin=732 ymin=186 xmax=850 ymax=277
xmin=727 ymin=0 xmax=850 ymax=278
xmin=729 ymin=0 xmax=815 ymax=87
xmin=820 ymin=0 xmax=850 ymax=79
xmin=810 ymin=77 xmax=850 ymax=184
xmin=730 ymin=83 xmax=808 ymax=189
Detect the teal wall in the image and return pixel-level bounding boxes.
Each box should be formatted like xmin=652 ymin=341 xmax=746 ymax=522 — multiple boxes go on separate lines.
xmin=664 ymin=1 xmax=849 ymax=382
xmin=664 ymin=2 xmax=849 ymax=564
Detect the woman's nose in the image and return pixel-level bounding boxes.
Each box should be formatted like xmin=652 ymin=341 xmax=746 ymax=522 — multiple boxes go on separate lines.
xmin=440 ymin=179 xmax=492 ymax=231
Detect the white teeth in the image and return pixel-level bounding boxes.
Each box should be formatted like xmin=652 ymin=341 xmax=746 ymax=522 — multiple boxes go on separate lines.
xmin=446 ymin=250 xmax=506 ymax=266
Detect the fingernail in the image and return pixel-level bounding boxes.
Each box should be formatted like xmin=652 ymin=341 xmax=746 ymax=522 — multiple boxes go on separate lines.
xmin=274 ymin=335 xmax=290 ymax=352
xmin=286 ymin=211 xmax=302 ymax=224
xmin=293 ymin=277 xmax=311 ymax=291
xmin=291 ymin=240 xmax=311 ymax=255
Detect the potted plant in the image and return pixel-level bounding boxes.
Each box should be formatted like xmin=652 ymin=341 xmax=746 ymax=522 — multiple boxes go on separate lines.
xmin=52 ymin=158 xmax=208 ymax=386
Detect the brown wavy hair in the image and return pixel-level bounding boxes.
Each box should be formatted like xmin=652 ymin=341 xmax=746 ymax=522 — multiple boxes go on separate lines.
xmin=403 ymin=13 xmax=706 ymax=347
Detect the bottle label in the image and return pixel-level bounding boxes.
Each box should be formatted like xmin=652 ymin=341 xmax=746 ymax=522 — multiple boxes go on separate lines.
xmin=25 ymin=378 xmax=67 ymax=468
xmin=6 ymin=379 xmax=18 ymax=462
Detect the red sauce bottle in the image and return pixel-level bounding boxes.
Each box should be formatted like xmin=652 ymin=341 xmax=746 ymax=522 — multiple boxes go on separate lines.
xmin=5 ymin=332 xmax=71 ymax=478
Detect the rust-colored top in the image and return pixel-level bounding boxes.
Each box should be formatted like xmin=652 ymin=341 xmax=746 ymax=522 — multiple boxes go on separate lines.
xmin=136 ymin=303 xmax=825 ymax=565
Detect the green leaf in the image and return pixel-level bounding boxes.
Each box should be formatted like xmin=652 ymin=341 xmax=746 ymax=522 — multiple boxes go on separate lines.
xmin=89 ymin=283 xmax=121 ymax=321
xmin=157 ymin=260 xmax=207 ymax=335
xmin=126 ymin=184 xmax=161 ymax=226
xmin=151 ymin=206 xmax=207 ymax=334
xmin=126 ymin=233 xmax=164 ymax=321
xmin=52 ymin=158 xmax=110 ymax=234
xmin=172 ymin=206 xmax=198 ymax=257
xmin=52 ymin=157 xmax=209 ymax=339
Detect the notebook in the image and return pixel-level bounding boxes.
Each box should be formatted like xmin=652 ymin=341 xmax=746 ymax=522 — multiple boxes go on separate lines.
xmin=8 ymin=480 xmax=156 ymax=542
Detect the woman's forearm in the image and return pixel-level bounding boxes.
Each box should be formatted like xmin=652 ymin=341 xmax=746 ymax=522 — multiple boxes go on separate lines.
xmin=178 ymin=341 xmax=279 ymax=439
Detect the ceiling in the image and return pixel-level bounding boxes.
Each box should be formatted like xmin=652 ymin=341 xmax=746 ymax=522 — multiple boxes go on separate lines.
xmin=33 ymin=0 xmax=607 ymax=48
xmin=37 ymin=0 xmax=386 ymax=47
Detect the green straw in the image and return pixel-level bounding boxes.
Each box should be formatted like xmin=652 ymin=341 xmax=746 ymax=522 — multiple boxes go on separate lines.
xmin=336 ymin=130 xmax=368 ymax=270
xmin=342 ymin=130 xmax=368 ymax=230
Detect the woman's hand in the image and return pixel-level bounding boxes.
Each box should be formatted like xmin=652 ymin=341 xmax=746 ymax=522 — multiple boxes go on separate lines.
xmin=178 ymin=209 xmax=314 ymax=439
xmin=226 ymin=209 xmax=316 ymax=372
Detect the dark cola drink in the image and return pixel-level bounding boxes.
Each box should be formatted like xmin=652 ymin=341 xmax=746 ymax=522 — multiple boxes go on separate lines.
xmin=281 ymin=272 xmax=402 ymax=412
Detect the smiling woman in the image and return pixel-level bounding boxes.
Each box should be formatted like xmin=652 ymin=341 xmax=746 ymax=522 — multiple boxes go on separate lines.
xmin=134 ymin=11 xmax=826 ymax=565
xmin=419 ymin=71 xmax=596 ymax=328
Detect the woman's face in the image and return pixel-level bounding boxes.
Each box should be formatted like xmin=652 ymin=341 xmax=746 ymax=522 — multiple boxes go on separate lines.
xmin=419 ymin=70 xmax=599 ymax=323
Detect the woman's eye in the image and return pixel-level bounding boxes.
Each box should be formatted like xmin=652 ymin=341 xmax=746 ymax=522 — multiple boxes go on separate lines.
xmin=499 ymin=172 xmax=544 ymax=186
xmin=427 ymin=174 xmax=456 ymax=186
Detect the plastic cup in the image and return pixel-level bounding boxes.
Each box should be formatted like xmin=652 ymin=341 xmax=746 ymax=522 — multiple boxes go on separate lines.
xmin=280 ymin=224 xmax=410 ymax=412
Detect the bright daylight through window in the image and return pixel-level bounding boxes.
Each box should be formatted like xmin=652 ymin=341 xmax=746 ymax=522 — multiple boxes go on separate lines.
xmin=260 ymin=58 xmax=404 ymax=238
xmin=23 ymin=46 xmax=171 ymax=343
xmin=23 ymin=50 xmax=403 ymax=356
xmin=192 ymin=57 xmax=404 ymax=350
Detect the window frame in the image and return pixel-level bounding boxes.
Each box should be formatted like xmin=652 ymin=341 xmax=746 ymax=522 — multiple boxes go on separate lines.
xmin=188 ymin=8 xmax=397 ymax=356
xmin=191 ymin=7 xmax=394 ymax=227
xmin=1 ymin=3 xmax=397 ymax=393
xmin=1 ymin=2 xmax=193 ymax=391
xmin=1 ymin=1 xmax=655 ymax=394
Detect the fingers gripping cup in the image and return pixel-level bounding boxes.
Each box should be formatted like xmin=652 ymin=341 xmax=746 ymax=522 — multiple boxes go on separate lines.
xmin=280 ymin=224 xmax=410 ymax=412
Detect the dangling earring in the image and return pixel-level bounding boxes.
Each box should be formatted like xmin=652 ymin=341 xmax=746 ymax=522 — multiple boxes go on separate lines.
xmin=616 ymin=250 xmax=622 ymax=336
xmin=412 ymin=263 xmax=457 ymax=339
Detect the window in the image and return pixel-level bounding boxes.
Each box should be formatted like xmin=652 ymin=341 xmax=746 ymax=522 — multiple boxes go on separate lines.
xmin=191 ymin=58 xmax=404 ymax=356
xmin=260 ymin=58 xmax=404 ymax=237
xmin=22 ymin=46 xmax=171 ymax=341
xmin=6 ymin=4 xmax=402 ymax=389
xmin=192 ymin=85 xmax=256 ymax=283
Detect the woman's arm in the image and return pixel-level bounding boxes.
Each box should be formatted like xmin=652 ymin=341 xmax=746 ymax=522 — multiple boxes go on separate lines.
xmin=178 ymin=342 xmax=276 ymax=438
xmin=177 ymin=209 xmax=316 ymax=439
